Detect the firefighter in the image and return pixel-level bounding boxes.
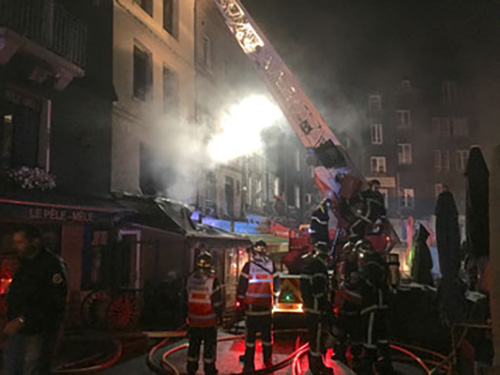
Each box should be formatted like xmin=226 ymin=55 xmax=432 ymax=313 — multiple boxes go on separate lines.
xmin=187 ymin=251 xmax=222 ymax=375
xmin=310 ymin=198 xmax=332 ymax=248
xmin=300 ymin=244 xmax=335 ymax=375
xmin=237 ymin=240 xmax=278 ymax=372
xmin=355 ymin=240 xmax=395 ymax=375
xmin=3 ymin=224 xmax=67 ymax=375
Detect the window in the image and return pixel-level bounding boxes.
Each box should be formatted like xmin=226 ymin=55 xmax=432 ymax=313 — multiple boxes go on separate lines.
xmin=134 ymin=0 xmax=153 ymax=16
xmin=371 ymin=156 xmax=386 ymax=174
xmin=163 ymin=66 xmax=179 ymax=113
xmin=202 ymin=35 xmax=212 ymax=69
xmin=397 ymin=110 xmax=411 ymax=128
xmin=378 ymin=188 xmax=389 ymax=208
xmin=273 ymin=177 xmax=280 ymax=196
xmin=1 ymin=99 xmax=43 ymax=169
xmin=369 ymin=95 xmax=381 ymax=110
xmin=401 ymin=80 xmax=412 ymax=91
xmin=442 ymin=150 xmax=450 ymax=171
xmin=295 ymin=150 xmax=301 ymax=172
xmin=452 ymin=118 xmax=469 ymax=137
xmin=456 ymin=150 xmax=469 ymax=172
xmin=225 ymin=177 xmax=235 ymax=215
xmin=432 ymin=118 xmax=440 ymax=136
xmin=371 ymin=123 xmax=383 ymax=145
xmin=400 ymin=188 xmax=415 ymax=209
xmin=309 ymin=166 xmax=315 ymax=178
xmin=397 ymin=143 xmax=412 ymax=165
xmin=247 ymin=176 xmax=253 ymax=205
xmin=163 ymin=0 xmax=176 ymax=36
xmin=133 ymin=45 xmax=153 ymax=101
xmin=441 ymin=118 xmax=451 ymax=137
xmin=139 ymin=143 xmax=157 ymax=195
xmin=305 ymin=193 xmax=313 ymax=205
xmin=435 ymin=183 xmax=444 ymax=198
xmin=434 ymin=150 xmax=442 ymax=172
xmin=442 ymin=81 xmax=457 ymax=104
xmin=294 ymin=184 xmax=301 ymax=209
xmin=256 ymin=179 xmax=263 ymax=208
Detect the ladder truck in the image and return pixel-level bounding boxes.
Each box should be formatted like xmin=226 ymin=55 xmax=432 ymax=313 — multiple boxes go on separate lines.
xmin=213 ymin=0 xmax=398 ymax=256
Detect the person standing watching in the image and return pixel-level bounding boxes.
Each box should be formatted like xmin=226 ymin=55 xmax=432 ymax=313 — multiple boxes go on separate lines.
xmin=3 ymin=224 xmax=67 ymax=375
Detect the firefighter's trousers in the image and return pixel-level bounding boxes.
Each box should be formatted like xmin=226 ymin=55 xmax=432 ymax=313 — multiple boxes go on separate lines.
xmin=244 ymin=314 xmax=273 ymax=369
xmin=358 ymin=309 xmax=394 ymax=375
xmin=306 ymin=313 xmax=330 ymax=375
xmin=187 ymin=326 xmax=218 ymax=375
xmin=335 ymin=312 xmax=363 ymax=363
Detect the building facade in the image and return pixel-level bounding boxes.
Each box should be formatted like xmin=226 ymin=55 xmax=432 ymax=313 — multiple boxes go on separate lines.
xmin=362 ymin=78 xmax=476 ymax=242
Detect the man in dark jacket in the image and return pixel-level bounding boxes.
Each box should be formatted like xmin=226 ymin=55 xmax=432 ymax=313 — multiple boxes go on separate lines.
xmin=237 ymin=240 xmax=278 ymax=372
xmin=186 ymin=251 xmax=222 ymax=375
xmin=4 ymin=224 xmax=67 ymax=375
xmin=300 ymin=244 xmax=335 ymax=375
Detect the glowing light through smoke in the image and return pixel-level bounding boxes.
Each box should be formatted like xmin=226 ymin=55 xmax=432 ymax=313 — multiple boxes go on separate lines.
xmin=208 ymin=96 xmax=282 ymax=163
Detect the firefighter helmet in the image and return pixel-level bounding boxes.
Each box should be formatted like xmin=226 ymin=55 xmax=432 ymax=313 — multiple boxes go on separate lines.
xmin=253 ymin=240 xmax=267 ymax=255
xmin=356 ymin=241 xmax=386 ymax=286
xmin=196 ymin=251 xmax=213 ymax=271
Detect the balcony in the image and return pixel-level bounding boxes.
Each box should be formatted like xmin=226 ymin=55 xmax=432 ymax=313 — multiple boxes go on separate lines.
xmin=0 ymin=0 xmax=87 ymax=90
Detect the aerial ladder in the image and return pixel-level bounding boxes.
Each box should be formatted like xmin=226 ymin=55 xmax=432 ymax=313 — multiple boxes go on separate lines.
xmin=213 ymin=0 xmax=398 ymax=252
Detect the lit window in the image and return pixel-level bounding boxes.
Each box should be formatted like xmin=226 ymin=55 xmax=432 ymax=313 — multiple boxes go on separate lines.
xmin=400 ymin=188 xmax=415 ymax=209
xmin=371 ymin=156 xmax=387 ymax=174
xmin=294 ymin=185 xmax=301 ymax=209
xmin=397 ymin=110 xmax=411 ymax=128
xmin=397 ymin=144 xmax=412 ymax=165
xmin=371 ymin=124 xmax=383 ymax=145
xmin=274 ymin=177 xmax=280 ymax=196
xmin=369 ymin=95 xmax=381 ymax=110
xmin=456 ymin=150 xmax=469 ymax=172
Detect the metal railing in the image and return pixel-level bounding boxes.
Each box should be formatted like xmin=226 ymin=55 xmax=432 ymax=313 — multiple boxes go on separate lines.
xmin=0 ymin=0 xmax=87 ymax=67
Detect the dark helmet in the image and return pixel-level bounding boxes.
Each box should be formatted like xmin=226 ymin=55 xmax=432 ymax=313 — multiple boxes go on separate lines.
xmin=356 ymin=241 xmax=386 ymax=285
xmin=196 ymin=251 xmax=213 ymax=270
xmin=354 ymin=239 xmax=374 ymax=254
xmin=253 ymin=240 xmax=267 ymax=255
xmin=342 ymin=241 xmax=357 ymax=262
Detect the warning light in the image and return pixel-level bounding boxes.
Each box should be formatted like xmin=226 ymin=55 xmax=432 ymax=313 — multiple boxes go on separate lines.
xmin=285 ymin=294 xmax=292 ymax=301
xmin=236 ymin=300 xmax=242 ymax=309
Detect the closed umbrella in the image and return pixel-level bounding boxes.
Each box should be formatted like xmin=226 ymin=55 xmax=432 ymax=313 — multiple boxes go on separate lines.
xmin=435 ymin=190 xmax=465 ymax=323
xmin=465 ymin=147 xmax=490 ymax=259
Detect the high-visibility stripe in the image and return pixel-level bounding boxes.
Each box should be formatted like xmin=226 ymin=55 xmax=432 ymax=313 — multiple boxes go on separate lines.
xmin=203 ymin=358 xmax=215 ymax=364
xmin=245 ymin=342 xmax=256 ymax=348
xmin=241 ymin=272 xmax=249 ymax=278
xmin=311 ymin=216 xmax=328 ymax=225
xmin=262 ymin=341 xmax=272 ymax=346
xmin=367 ymin=312 xmax=375 ymax=347
xmin=248 ymin=279 xmax=272 ymax=284
xmin=245 ymin=310 xmax=272 ymax=316
xmin=187 ymin=356 xmax=198 ymax=362
xmin=189 ymin=298 xmax=212 ymax=304
xmin=247 ymin=292 xmax=272 ymax=298
xmin=310 ymin=351 xmax=322 ymax=357
xmin=312 ymin=292 xmax=325 ymax=298
xmin=189 ymin=313 xmax=217 ymax=319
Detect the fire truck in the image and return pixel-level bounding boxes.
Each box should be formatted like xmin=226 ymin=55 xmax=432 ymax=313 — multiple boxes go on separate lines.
xmin=213 ymin=0 xmax=398 ymax=318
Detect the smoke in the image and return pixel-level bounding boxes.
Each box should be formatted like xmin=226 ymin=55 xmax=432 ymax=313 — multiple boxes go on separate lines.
xmin=152 ymin=95 xmax=283 ymax=203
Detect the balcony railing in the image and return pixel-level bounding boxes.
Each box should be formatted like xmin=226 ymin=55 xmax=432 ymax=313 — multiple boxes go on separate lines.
xmin=0 ymin=0 xmax=87 ymax=67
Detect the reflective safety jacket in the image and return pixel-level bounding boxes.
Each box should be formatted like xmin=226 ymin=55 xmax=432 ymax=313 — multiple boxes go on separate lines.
xmin=237 ymin=257 xmax=278 ymax=315
xmin=187 ymin=271 xmax=222 ymax=327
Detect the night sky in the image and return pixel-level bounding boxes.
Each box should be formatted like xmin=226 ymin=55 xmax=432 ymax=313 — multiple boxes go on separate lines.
xmin=242 ymin=0 xmax=500 ymax=108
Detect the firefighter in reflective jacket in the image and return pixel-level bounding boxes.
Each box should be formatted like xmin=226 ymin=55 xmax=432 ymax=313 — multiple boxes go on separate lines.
xmin=355 ymin=240 xmax=395 ymax=375
xmin=237 ymin=240 xmax=278 ymax=372
xmin=187 ymin=252 xmax=222 ymax=375
xmin=310 ymin=199 xmax=332 ymax=248
xmin=300 ymin=244 xmax=335 ymax=375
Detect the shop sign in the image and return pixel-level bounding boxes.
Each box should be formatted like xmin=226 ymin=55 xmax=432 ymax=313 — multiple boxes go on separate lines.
xmin=28 ymin=207 xmax=93 ymax=222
